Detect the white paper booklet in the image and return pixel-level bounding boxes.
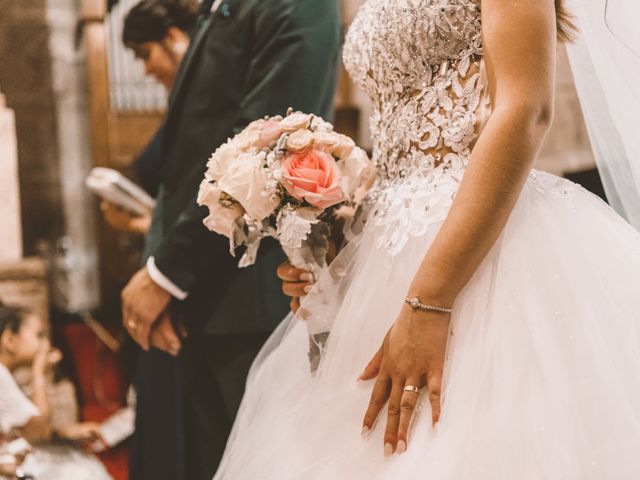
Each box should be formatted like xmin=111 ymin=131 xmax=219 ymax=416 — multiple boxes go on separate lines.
xmin=86 ymin=167 xmax=155 ymax=217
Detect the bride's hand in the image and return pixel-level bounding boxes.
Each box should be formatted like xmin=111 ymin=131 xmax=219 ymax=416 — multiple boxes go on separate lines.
xmin=360 ymin=303 xmax=451 ymax=456
xmin=277 ymin=241 xmax=337 ymax=313
xmin=276 ymin=261 xmax=314 ymax=313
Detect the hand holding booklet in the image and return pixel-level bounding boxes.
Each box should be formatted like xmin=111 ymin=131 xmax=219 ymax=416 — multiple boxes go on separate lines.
xmin=86 ymin=167 xmax=155 ymax=217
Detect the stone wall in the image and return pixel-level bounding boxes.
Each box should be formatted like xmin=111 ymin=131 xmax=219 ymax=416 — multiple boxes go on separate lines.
xmin=537 ymin=47 xmax=596 ymax=175
xmin=0 ymin=258 xmax=49 ymax=323
xmin=0 ymin=0 xmax=65 ymax=255
xmin=0 ymin=0 xmax=100 ymax=311
xmin=0 ymin=95 xmax=23 ymax=262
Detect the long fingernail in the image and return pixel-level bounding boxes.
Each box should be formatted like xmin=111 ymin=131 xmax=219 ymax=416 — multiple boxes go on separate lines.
xmin=397 ymin=440 xmax=406 ymax=454
xmin=361 ymin=426 xmax=371 ymax=438
xmin=299 ymin=273 xmax=313 ymax=282
xmin=303 ymin=285 xmax=313 ymax=294
xmin=384 ymin=443 xmax=393 ymax=458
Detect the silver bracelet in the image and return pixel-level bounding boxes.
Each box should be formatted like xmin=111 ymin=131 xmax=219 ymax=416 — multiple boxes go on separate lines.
xmin=405 ymin=297 xmax=453 ymax=314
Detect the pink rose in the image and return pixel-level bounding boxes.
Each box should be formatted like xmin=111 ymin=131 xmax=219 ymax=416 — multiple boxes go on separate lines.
xmin=258 ymin=120 xmax=283 ymax=148
xmin=281 ymin=149 xmax=345 ymax=209
xmin=244 ymin=118 xmax=267 ymax=133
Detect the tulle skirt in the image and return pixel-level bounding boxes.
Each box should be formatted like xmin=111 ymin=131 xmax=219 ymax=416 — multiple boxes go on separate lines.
xmin=214 ymin=169 xmax=640 ymax=479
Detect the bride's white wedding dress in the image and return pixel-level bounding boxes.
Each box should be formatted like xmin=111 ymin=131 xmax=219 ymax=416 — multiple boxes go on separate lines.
xmin=214 ymin=1 xmax=640 ymax=478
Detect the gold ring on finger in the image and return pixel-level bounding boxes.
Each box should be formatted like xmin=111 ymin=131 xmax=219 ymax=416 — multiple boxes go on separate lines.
xmin=403 ymin=385 xmax=420 ymax=394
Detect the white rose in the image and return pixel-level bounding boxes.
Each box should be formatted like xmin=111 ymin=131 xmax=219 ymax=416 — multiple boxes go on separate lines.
xmin=218 ymin=151 xmax=281 ymax=220
xmin=197 ymin=180 xmax=245 ymax=238
xmin=197 ymin=178 xmax=219 ymax=207
xmin=333 ymin=133 xmax=356 ymax=158
xmin=309 ymin=115 xmax=334 ymax=132
xmin=203 ymin=202 xmax=245 ymax=239
xmin=244 ymin=118 xmax=266 ymax=133
xmin=286 ymin=129 xmax=314 ymax=152
xmin=234 ymin=129 xmax=261 ymax=150
xmin=338 ymin=147 xmax=372 ymax=196
xmin=207 ymin=141 xmax=240 ymax=181
xmin=279 ymin=112 xmax=311 ymax=132
xmin=313 ymin=131 xmax=341 ymax=151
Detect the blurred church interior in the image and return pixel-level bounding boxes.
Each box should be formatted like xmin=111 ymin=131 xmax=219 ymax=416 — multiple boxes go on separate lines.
xmin=0 ymin=0 xmax=604 ymax=478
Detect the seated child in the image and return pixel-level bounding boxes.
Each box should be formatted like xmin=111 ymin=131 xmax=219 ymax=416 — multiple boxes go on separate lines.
xmin=0 ymin=304 xmax=112 ymax=479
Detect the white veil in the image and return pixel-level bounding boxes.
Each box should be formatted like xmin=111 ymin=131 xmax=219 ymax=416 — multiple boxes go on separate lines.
xmin=564 ymin=0 xmax=640 ymax=229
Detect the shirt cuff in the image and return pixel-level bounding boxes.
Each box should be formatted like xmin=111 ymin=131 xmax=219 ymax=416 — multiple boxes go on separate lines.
xmin=146 ymin=257 xmax=188 ymax=300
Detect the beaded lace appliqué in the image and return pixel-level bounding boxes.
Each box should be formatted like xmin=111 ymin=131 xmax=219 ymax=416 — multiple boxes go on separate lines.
xmin=343 ymin=0 xmax=484 ymax=254
xmin=343 ymin=0 xmax=483 ymax=182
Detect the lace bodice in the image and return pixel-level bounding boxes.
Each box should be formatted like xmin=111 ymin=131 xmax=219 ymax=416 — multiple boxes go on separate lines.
xmin=343 ymin=0 xmax=484 ymax=181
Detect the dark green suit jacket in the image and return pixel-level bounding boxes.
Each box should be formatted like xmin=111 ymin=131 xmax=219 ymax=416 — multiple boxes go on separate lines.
xmin=145 ymin=0 xmax=341 ymax=334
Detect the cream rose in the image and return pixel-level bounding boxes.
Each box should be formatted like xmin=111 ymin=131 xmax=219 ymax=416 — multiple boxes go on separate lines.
xmin=203 ymin=203 xmax=245 ymax=238
xmin=279 ymin=112 xmax=311 ymax=132
xmin=234 ymin=130 xmax=261 ymax=150
xmin=338 ymin=146 xmax=372 ymax=196
xmin=312 ymin=131 xmax=341 ymax=152
xmin=309 ymin=115 xmax=334 ymax=132
xmin=286 ymin=129 xmax=314 ymax=152
xmin=258 ymin=119 xmax=283 ymax=148
xmin=206 ymin=141 xmax=240 ymax=181
xmin=244 ymin=118 xmax=266 ymax=133
xmin=332 ymin=133 xmax=356 ymax=158
xmin=197 ymin=180 xmax=245 ymax=238
xmin=217 ymin=151 xmax=280 ymax=220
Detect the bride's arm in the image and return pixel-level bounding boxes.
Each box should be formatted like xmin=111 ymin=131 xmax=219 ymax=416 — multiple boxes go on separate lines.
xmin=361 ymin=0 xmax=558 ymax=456
xmin=409 ymin=0 xmax=557 ymax=306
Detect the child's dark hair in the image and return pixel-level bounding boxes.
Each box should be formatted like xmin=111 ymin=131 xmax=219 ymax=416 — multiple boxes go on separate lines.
xmin=123 ymin=0 xmax=199 ymax=46
xmin=0 ymin=302 xmax=26 ymax=337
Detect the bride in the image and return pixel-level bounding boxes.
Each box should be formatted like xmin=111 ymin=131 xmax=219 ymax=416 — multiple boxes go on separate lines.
xmin=214 ymin=0 xmax=640 ymax=478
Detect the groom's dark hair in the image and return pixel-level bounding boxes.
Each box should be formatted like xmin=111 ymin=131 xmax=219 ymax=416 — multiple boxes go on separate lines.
xmin=123 ymin=0 xmax=198 ymax=47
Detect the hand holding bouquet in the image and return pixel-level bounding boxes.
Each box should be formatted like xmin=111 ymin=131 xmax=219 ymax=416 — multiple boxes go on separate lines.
xmin=197 ymin=109 xmax=375 ymax=277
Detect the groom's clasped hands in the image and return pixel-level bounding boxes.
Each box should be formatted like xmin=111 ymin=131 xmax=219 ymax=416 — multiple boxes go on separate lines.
xmin=122 ymin=267 xmax=185 ymax=356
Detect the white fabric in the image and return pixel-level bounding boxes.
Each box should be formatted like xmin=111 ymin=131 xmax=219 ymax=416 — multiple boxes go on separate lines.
xmin=146 ymin=256 xmax=188 ymax=300
xmin=20 ymin=444 xmax=112 ymax=480
xmin=215 ymin=170 xmax=640 ymax=479
xmin=0 ymin=364 xmax=38 ymax=434
xmin=565 ymin=0 xmax=640 ymax=229
xmin=0 ymin=366 xmax=112 ymax=479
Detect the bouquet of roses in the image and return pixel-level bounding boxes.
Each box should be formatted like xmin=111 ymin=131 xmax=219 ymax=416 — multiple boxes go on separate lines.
xmin=197 ymin=109 xmax=375 ymax=279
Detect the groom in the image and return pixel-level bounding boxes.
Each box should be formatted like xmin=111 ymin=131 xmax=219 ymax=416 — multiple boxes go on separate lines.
xmin=121 ymin=0 xmax=341 ymax=478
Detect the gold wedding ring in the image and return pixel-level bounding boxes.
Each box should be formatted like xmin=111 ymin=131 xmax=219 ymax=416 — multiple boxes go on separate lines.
xmin=404 ymin=385 xmax=420 ymax=394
